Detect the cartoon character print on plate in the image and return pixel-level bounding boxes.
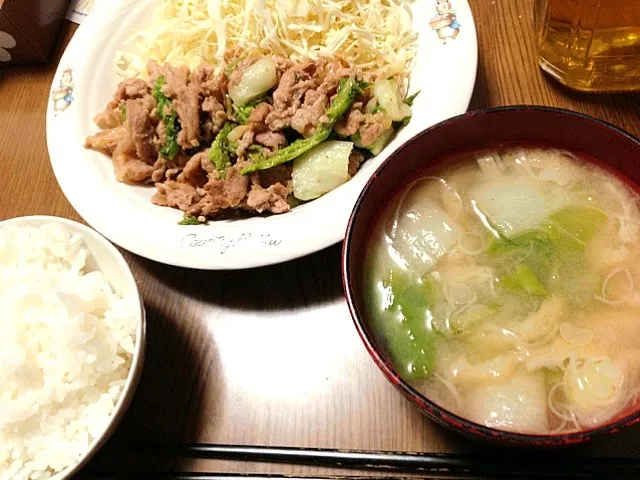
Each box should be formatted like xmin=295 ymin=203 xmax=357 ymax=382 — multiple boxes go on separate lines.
xmin=0 ymin=31 xmax=17 ymax=62
xmin=430 ymin=0 xmax=461 ymax=43
xmin=51 ymin=68 xmax=76 ymax=114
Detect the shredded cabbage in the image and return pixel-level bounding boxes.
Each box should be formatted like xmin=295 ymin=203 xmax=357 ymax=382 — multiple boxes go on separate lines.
xmin=114 ymin=0 xmax=418 ymax=79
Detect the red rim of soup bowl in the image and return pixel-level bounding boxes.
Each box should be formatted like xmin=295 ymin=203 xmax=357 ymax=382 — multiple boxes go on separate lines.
xmin=342 ymin=106 xmax=640 ymax=447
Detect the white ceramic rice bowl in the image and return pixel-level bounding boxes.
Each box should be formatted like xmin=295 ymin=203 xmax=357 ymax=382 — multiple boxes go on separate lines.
xmin=0 ymin=215 xmax=146 ymax=480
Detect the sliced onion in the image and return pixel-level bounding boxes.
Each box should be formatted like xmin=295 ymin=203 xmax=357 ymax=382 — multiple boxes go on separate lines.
xmin=548 ymin=362 xmax=627 ymax=432
xmin=476 ymin=152 xmax=504 ymax=176
xmin=559 ymin=322 xmax=593 ymax=346
xmin=565 ymin=355 xmax=625 ymax=411
xmin=464 ymin=270 xmax=497 ymax=298
xmin=434 ymin=373 xmax=463 ymax=410
xmin=539 ymin=166 xmax=571 ymax=186
xmin=550 ymin=418 xmax=569 ymax=434
xmin=449 ymin=282 xmax=473 ymax=305
xmin=594 ymin=266 xmax=634 ymax=306
xmin=458 ymin=232 xmax=484 ymax=255
xmin=548 ymin=382 xmax=574 ymax=423
xmin=559 ymin=150 xmax=581 ymax=162
xmin=228 ymin=124 xmax=250 ymax=142
xmin=514 ymin=153 xmax=537 ymax=179
xmin=448 ymin=294 xmax=477 ymax=324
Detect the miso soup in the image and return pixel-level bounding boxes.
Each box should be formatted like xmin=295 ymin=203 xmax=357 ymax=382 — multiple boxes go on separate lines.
xmin=365 ymin=147 xmax=640 ymax=434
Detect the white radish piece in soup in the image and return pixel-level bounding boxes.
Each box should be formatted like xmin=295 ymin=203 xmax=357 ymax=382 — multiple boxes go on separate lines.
xmin=466 ymin=372 xmax=549 ymax=433
xmin=388 ymin=185 xmax=461 ymax=275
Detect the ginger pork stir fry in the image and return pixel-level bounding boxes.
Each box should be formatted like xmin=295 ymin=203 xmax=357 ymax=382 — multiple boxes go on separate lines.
xmin=85 ymin=56 xmax=414 ymax=223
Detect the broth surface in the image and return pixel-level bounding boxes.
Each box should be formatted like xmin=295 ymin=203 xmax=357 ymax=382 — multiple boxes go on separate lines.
xmin=365 ymin=147 xmax=640 ymax=434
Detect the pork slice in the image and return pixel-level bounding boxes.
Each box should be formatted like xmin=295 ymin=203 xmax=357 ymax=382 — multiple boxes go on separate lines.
xmin=205 ymin=70 xmax=229 ymax=98
xmin=347 ymin=150 xmax=366 ymax=177
xmin=84 ymin=125 xmax=127 ymax=154
xmin=176 ymin=153 xmax=191 ymax=168
xmin=174 ymin=84 xmax=201 ymax=149
xmin=275 ymin=56 xmax=294 ymax=76
xmin=358 ymin=121 xmax=387 ymax=147
xmin=152 ymin=155 xmax=187 ymax=183
xmin=295 ymin=57 xmax=353 ymax=99
xmin=296 ymin=57 xmax=324 ymax=79
xmin=151 ymin=155 xmax=189 ymax=183
xmin=189 ymin=64 xmax=217 ymax=86
xmin=121 ymin=78 xmax=150 ymax=99
xmin=152 ymin=181 xmax=202 ymax=211
xmin=290 ymin=90 xmax=327 ymax=136
xmin=112 ymin=155 xmax=155 ymax=184
xmin=249 ymin=102 xmax=272 ymax=124
xmin=112 ymin=128 xmax=154 ymax=184
xmin=202 ymin=96 xmax=224 ymax=113
xmin=147 ymin=60 xmax=163 ymax=83
xmin=246 ymin=182 xmax=290 ymax=214
xmin=201 ymin=119 xmax=216 ymax=144
xmin=151 ymin=158 xmax=167 ymax=183
xmin=257 ymin=164 xmax=292 ymax=189
xmin=234 ymin=155 xmax=253 ymax=172
xmin=358 ymin=114 xmax=393 ymax=147
xmin=147 ymin=61 xmax=190 ymax=97
xmin=126 ymin=98 xmax=157 ymax=164
xmin=197 ymin=66 xmax=228 ymax=134
xmin=236 ymin=129 xmax=255 ymax=158
xmin=266 ymin=69 xmax=316 ymax=131
xmin=106 ymin=77 xmax=150 ymax=111
xmin=200 ymin=70 xmax=228 ymax=101
xmin=319 ymin=66 xmax=354 ymax=95
xmin=94 ymin=108 xmax=122 ymax=129
xmin=255 ymin=131 xmax=287 ymax=149
xmin=334 ymin=108 xmax=365 ymax=137
xmin=223 ymin=166 xmax=250 ymax=206
xmin=98 ymin=78 xmax=150 ymax=133
xmin=326 ymin=56 xmax=351 ymax=72
xmin=201 ymin=150 xmax=216 ymax=173
xmin=166 ymin=168 xmax=181 ymax=181
xmin=186 ymin=195 xmax=225 ymax=218
xmin=265 ymin=108 xmax=292 ymax=131
xmin=185 ymin=166 xmax=250 ymax=217
xmin=141 ymin=93 xmax=158 ymax=113
xmin=202 ymin=96 xmax=227 ymax=133
xmin=245 ymin=102 xmax=272 ymax=136
xmin=212 ymin=109 xmax=228 ymax=133
xmin=155 ymin=121 xmax=167 ymax=152
xmin=178 ymin=151 xmax=209 ymax=187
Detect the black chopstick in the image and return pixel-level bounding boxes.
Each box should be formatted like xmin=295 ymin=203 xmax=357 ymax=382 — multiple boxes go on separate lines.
xmin=79 ymin=474 xmax=511 ymax=480
xmin=105 ymin=442 xmax=640 ymax=479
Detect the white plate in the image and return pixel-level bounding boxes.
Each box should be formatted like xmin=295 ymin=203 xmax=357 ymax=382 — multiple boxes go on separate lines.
xmin=46 ymin=0 xmax=477 ymax=270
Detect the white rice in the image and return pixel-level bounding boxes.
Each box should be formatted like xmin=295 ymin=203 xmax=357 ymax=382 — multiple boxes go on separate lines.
xmin=0 ymin=223 xmax=138 ymax=480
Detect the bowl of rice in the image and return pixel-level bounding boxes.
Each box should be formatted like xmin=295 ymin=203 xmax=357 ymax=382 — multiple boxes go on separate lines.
xmin=0 ymin=216 xmax=145 ymax=480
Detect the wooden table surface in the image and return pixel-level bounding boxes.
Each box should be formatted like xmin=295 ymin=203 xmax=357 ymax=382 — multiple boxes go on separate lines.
xmin=3 ymin=0 xmax=640 ymax=476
